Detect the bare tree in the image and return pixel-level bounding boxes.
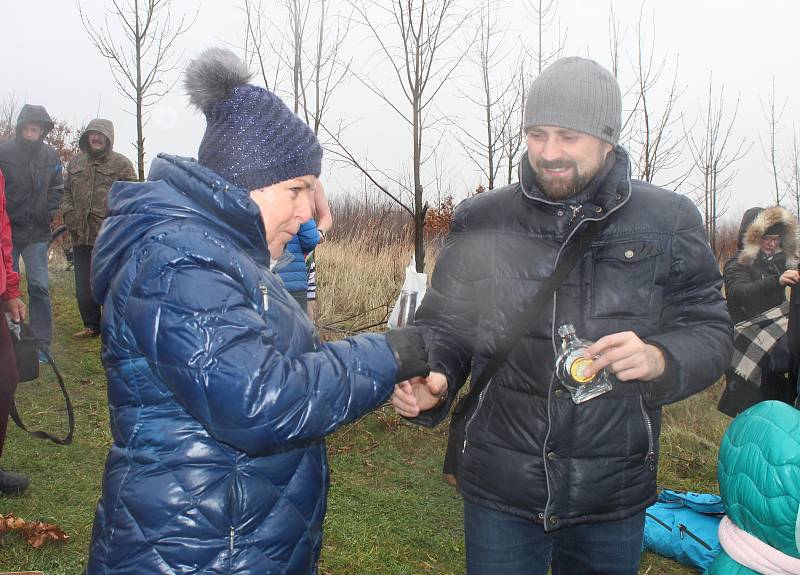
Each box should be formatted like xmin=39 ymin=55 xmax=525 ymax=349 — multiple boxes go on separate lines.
xmin=499 ymin=59 xmax=528 ymax=186
xmin=241 ymin=0 xmax=282 ymax=91
xmin=607 ymin=2 xmax=622 ymax=78
xmin=524 ymin=0 xmax=567 ymax=74
xmin=625 ymin=6 xmax=687 ymax=187
xmin=0 ymin=93 xmax=19 ymax=143
xmin=760 ymin=77 xmax=786 ymax=205
xmin=497 ymin=0 xmax=566 ymax=186
xmin=456 ymin=1 xmax=517 ymax=191
xmin=242 ymin=0 xmax=351 ymax=135
xmin=684 ymin=76 xmax=750 ymax=255
xmin=304 ymin=0 xmax=352 ymax=134
xmin=783 ymin=127 xmax=800 ymax=217
xmin=80 ymin=0 xmax=194 ymax=181
xmin=333 ymin=0 xmax=471 ymax=273
xmin=283 ymin=0 xmax=311 ymax=114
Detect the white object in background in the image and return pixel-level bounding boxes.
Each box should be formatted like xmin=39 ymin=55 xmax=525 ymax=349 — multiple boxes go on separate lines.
xmin=387 ymin=256 xmax=427 ymax=328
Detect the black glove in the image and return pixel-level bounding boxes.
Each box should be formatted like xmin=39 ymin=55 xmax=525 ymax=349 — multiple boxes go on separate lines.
xmin=385 ymin=326 xmax=431 ymax=383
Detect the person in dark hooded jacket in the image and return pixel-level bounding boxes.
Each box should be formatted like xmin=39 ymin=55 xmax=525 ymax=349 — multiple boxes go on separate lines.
xmin=0 ymin=104 xmax=63 ymax=352
xmin=85 ymin=48 xmax=433 ymax=575
xmin=723 ymin=206 xmax=799 ymax=324
xmin=61 ymin=119 xmax=136 ymax=338
xmin=720 ymin=206 xmax=799 ymax=412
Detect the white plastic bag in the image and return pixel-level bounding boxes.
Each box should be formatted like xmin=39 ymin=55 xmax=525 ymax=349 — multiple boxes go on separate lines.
xmin=387 ymin=256 xmax=427 ymax=328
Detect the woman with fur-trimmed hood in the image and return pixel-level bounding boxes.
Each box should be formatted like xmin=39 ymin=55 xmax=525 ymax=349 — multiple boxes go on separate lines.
xmin=724 ymin=206 xmax=799 ymax=324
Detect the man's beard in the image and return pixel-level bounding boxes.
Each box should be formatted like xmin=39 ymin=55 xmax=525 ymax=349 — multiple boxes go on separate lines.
xmin=88 ymin=145 xmax=108 ymax=158
xmin=532 ymin=159 xmax=595 ymax=201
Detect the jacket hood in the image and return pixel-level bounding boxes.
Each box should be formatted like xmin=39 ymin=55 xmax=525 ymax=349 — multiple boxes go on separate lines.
xmin=738 ymin=205 xmax=799 ymax=267
xmin=15 ymin=104 xmax=54 ymax=137
xmin=92 ymin=154 xmax=269 ymax=304
xmin=79 ymin=118 xmax=114 ymax=153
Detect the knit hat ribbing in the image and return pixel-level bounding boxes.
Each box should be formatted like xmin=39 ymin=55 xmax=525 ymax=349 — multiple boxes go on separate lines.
xmin=184 ymin=47 xmax=322 ymax=191
xmin=523 ymin=56 xmax=622 ymax=145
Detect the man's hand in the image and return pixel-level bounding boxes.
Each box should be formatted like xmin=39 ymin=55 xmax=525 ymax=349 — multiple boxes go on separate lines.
xmin=392 ymin=372 xmax=448 ymax=418
xmin=4 ymin=298 xmax=26 ymax=323
xmin=779 ymin=269 xmax=800 ymax=286
xmin=581 ymin=331 xmax=665 ymax=382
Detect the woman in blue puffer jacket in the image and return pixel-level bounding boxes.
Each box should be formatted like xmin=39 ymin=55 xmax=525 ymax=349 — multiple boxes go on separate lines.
xmin=85 ymin=48 xmax=431 ymax=575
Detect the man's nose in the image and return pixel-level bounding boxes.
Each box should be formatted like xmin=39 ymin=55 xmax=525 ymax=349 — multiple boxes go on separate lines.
xmin=539 ymin=138 xmax=562 ymax=162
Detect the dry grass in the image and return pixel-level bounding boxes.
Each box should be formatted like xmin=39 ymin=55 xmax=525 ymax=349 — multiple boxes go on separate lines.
xmin=313 ymin=231 xmax=438 ymax=337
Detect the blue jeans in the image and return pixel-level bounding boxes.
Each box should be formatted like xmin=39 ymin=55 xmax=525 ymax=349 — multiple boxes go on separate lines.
xmin=464 ymin=500 xmax=645 ymax=575
xmin=12 ymin=241 xmax=52 ymax=349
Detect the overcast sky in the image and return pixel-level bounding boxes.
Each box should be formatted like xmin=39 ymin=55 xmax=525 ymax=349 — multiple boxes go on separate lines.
xmin=4 ymin=0 xmax=798 ymax=222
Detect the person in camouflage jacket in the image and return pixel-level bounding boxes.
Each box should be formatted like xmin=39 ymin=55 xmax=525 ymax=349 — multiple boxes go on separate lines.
xmin=61 ymin=119 xmax=136 ymax=337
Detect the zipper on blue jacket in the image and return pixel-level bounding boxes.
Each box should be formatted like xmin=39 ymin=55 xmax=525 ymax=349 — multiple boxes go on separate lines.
xmin=259 ymin=283 xmax=269 ymax=311
xmin=645 ymin=512 xmax=672 ymax=531
xmin=678 ymin=523 xmax=713 ymax=550
xmin=229 ymin=526 xmax=235 ymax=553
xmin=639 ymin=396 xmax=656 ymax=471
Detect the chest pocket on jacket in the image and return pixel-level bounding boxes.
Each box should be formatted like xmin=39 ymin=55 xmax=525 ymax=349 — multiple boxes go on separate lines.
xmin=92 ymin=165 xmax=118 ymax=215
xmin=591 ymin=240 xmax=663 ymax=319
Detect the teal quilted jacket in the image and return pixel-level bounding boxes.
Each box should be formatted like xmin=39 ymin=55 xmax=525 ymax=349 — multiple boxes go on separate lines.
xmin=705 ymin=401 xmax=800 ymax=574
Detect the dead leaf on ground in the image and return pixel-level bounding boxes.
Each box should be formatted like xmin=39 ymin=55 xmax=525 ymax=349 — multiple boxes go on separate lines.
xmin=0 ymin=513 xmax=69 ymax=548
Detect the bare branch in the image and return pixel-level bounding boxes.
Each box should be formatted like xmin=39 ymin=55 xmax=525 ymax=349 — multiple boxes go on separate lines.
xmin=79 ymin=0 xmax=195 ymax=180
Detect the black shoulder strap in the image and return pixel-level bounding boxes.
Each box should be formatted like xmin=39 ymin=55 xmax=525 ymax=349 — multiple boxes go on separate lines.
xmin=10 ymin=347 xmax=75 ymax=446
xmin=458 ymin=218 xmax=607 ymax=417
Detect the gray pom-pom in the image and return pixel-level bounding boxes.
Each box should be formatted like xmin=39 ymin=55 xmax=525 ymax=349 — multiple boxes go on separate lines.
xmin=185 ymin=47 xmax=253 ymax=110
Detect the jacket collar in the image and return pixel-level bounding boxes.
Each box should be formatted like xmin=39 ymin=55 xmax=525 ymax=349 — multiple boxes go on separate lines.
xmin=518 ymin=145 xmax=632 ymax=221
xmin=146 ymin=154 xmax=270 ymax=267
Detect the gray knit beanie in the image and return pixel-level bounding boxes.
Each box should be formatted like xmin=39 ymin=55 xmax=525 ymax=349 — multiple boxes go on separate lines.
xmin=184 ymin=47 xmax=322 ymax=191
xmin=523 ymin=56 xmax=621 ymax=145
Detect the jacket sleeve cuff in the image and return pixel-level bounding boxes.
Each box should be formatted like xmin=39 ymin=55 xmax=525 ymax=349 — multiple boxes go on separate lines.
xmin=639 ymin=342 xmax=679 ymax=406
xmin=2 ymin=289 xmax=21 ymax=301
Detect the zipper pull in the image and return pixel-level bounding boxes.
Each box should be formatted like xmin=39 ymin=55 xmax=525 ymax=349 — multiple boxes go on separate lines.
xmin=229 ymin=526 xmax=235 ymax=553
xmin=646 ymin=451 xmax=655 ymax=471
xmin=259 ymin=284 xmax=269 ymax=311
xmin=461 ymin=438 xmax=468 ymax=454
xmin=567 ymin=204 xmax=582 ymax=225
xmin=678 ymin=524 xmax=685 ymax=540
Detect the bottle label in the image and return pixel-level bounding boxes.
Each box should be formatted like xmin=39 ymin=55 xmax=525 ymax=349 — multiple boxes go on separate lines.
xmin=569 ymin=357 xmax=595 ymax=384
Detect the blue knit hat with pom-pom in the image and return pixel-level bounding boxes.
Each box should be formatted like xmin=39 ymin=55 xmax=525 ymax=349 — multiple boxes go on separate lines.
xmin=184 ymin=47 xmax=322 ymax=191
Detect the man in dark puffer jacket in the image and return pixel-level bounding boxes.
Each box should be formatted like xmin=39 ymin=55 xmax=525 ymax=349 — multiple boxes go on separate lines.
xmin=392 ymin=57 xmax=733 ymax=574
xmin=0 ymin=104 xmax=63 ymax=352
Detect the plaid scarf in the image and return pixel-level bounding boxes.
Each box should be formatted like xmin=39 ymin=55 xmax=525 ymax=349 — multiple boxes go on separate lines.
xmin=731 ymin=302 xmax=789 ymax=386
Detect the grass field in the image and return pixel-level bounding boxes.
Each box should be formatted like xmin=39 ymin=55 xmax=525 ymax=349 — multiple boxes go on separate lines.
xmin=0 ymin=236 xmax=729 ymax=574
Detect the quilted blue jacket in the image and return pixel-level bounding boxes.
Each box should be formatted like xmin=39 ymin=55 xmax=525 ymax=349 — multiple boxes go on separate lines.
xmin=706 ymin=400 xmax=800 ymax=574
xmin=86 ymin=154 xmax=398 ymax=574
